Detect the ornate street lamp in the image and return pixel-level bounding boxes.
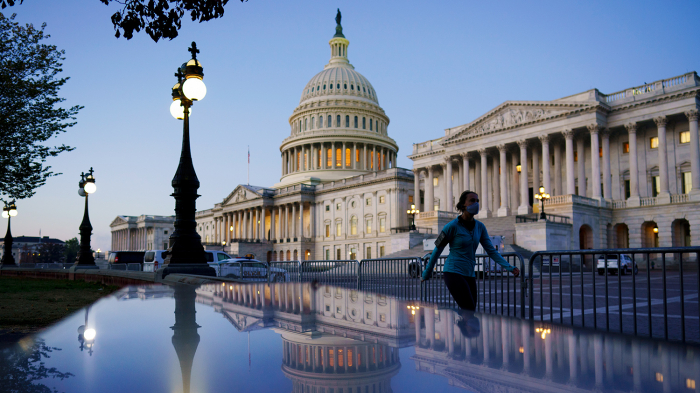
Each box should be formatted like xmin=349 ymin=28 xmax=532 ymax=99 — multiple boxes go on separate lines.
xmin=1 ymin=200 xmax=17 ymax=266
xmin=73 ymin=168 xmax=98 ymax=269
xmin=407 ymin=204 xmax=420 ymax=231
xmin=534 ymin=185 xmax=551 ymax=220
xmin=77 ymin=306 xmax=96 ymax=356
xmin=159 ymin=42 xmax=215 ymax=278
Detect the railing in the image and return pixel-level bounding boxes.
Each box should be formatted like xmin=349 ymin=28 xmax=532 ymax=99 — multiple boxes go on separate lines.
xmin=357 ymin=257 xmax=423 ymax=301
xmin=214 ymin=261 xmax=271 ymax=282
xmin=416 ymin=210 xmax=459 ymax=219
xmin=671 ymin=194 xmax=690 ymax=203
xmin=640 ymin=196 xmax=657 ymax=206
xmin=612 ymin=200 xmax=627 ymax=209
xmin=390 ymin=226 xmax=433 ymax=234
xmin=528 ymin=247 xmax=700 ymax=344
xmin=108 ymin=263 xmax=142 ymax=271
xmin=603 ymin=72 xmax=698 ymax=103
xmin=11 ymin=263 xmax=74 ymax=269
xmin=515 ymin=215 xmax=537 ymax=223
xmin=515 ymin=214 xmax=570 ymax=224
xmin=544 ymin=194 xmax=599 ymax=207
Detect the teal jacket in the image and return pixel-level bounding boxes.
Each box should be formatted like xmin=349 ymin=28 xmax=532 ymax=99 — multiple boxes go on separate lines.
xmin=422 ymin=217 xmax=514 ymax=279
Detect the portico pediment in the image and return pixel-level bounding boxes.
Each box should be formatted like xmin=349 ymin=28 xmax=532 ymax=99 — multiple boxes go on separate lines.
xmin=443 ymin=101 xmax=594 ymax=144
xmin=223 ymin=311 xmax=266 ymax=332
xmin=223 ymin=185 xmax=264 ymax=206
xmin=110 ymin=216 xmax=129 ymax=227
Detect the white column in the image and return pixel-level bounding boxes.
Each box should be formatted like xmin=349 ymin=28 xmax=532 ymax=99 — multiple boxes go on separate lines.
xmin=462 ymin=152 xmax=470 ymax=191
xmin=601 ymin=129 xmax=612 ymax=201
xmin=517 ymin=140 xmax=531 ymax=214
xmin=445 ymin=156 xmax=453 ymax=211
xmin=440 ymin=163 xmax=447 ymax=210
xmin=625 ymin=123 xmax=641 ymax=203
xmin=540 ymin=135 xmax=551 ymax=195
xmin=352 ymin=142 xmax=357 ymax=170
xmin=497 ymin=144 xmax=510 ymax=216
xmin=284 ymin=205 xmax=289 ymax=239
xmin=563 ymin=130 xmax=575 ymax=194
xmin=291 ymin=203 xmax=297 ymax=240
xmin=576 ymin=135 xmax=586 ymax=197
xmin=491 ymin=152 xmax=499 ymax=213
xmin=588 ymin=124 xmax=602 ymax=200
xmin=532 ymin=141 xmax=540 ymax=193
xmin=686 ymin=110 xmax=700 ymax=195
xmin=654 ymin=116 xmax=671 ymax=202
xmin=278 ymin=206 xmax=283 ymax=241
xmin=457 ymin=156 xmax=464 ymax=194
xmin=270 ymin=208 xmax=276 ymax=242
xmin=372 ymin=145 xmax=377 ymax=171
xmin=478 ymin=149 xmax=491 ymax=217
xmin=413 ymin=168 xmax=421 ymax=212
xmin=299 ymin=202 xmax=305 ymax=239
xmin=554 ymin=139 xmax=562 ymax=195
xmin=426 ymin=166 xmax=434 ymax=211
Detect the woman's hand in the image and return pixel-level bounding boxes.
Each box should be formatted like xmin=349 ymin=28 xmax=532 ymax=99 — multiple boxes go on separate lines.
xmin=512 ymin=267 xmax=520 ymax=277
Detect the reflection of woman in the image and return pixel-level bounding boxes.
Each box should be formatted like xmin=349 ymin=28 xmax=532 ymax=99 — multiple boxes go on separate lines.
xmin=421 ymin=191 xmax=520 ymax=310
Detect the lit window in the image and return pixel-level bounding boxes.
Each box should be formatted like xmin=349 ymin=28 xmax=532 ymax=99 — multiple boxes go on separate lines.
xmin=366 ymin=198 xmax=371 ymax=206
xmin=687 ymin=379 xmax=696 ymax=389
xmin=345 ymin=148 xmax=351 ymax=167
xmin=656 ymin=373 xmax=663 ymax=382
xmin=433 ymin=177 xmax=439 ymax=186
xmin=682 ymin=172 xmax=692 ymax=194
xmin=623 ymin=142 xmax=630 ymax=153
xmin=336 ymin=222 xmax=341 ymax=236
xmin=379 ymin=217 xmax=386 ymax=233
xmin=650 ymin=137 xmax=659 ymax=149
xmin=599 ymin=147 xmax=603 ymax=157
xmin=336 ymin=203 xmax=341 ymax=210
xmin=366 ymin=219 xmax=372 ymax=234
xmin=379 ymin=196 xmax=385 ymax=204
xmin=680 ymin=131 xmax=690 ymax=144
xmin=379 ymin=313 xmax=386 ymax=322
xmin=336 ymin=148 xmax=342 ymax=166
xmin=574 ymin=151 xmax=578 ymax=162
xmin=327 ymin=148 xmax=332 ymax=167
xmin=408 ymin=195 xmax=414 ymax=204
xmin=325 ymin=225 xmax=330 ymax=237
xmin=379 ymin=245 xmax=385 ymax=257
xmin=351 ymin=217 xmax=357 ymax=235
xmin=366 ymin=247 xmax=371 ymax=258
xmin=435 ymin=332 xmax=441 ymax=340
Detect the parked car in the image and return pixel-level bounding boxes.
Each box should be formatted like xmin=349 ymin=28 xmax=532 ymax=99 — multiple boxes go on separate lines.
xmin=107 ymin=251 xmax=146 ymax=268
xmin=597 ymin=254 xmax=638 ymax=275
xmin=143 ymin=250 xmax=168 ymax=272
xmin=208 ymin=257 xmax=290 ymax=282
xmin=205 ymin=250 xmax=233 ymax=263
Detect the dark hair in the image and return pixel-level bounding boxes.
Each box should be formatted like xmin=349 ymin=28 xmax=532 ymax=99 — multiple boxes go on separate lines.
xmin=455 ymin=190 xmax=477 ymax=212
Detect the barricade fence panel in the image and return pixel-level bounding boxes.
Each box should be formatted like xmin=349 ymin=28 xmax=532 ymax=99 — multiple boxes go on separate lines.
xmin=528 ymin=247 xmax=700 ymax=344
xmin=300 ymin=260 xmax=359 ymax=289
xmin=357 ymin=257 xmax=422 ymax=300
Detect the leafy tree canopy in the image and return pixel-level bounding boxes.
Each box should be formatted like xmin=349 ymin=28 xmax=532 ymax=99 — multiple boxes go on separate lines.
xmin=0 ymin=12 xmax=82 ymax=201
xmin=63 ymin=237 xmax=79 ymax=263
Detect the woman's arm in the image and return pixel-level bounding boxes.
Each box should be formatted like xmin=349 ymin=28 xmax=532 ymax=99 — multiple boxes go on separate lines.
xmin=422 ymin=226 xmax=451 ymax=280
xmin=479 ymin=225 xmax=517 ymax=273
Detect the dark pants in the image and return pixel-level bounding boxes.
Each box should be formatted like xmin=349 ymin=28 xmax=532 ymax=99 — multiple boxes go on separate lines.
xmin=444 ymin=272 xmax=478 ymax=311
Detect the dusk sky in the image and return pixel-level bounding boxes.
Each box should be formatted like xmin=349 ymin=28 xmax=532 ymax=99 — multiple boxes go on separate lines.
xmin=4 ymin=0 xmax=700 ymax=252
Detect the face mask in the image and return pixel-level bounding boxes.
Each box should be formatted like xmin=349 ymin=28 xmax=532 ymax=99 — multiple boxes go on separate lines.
xmin=466 ymin=202 xmax=479 ymax=215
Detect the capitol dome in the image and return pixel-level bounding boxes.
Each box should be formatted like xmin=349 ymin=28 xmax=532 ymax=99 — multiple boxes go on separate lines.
xmin=277 ymin=11 xmax=398 ymax=188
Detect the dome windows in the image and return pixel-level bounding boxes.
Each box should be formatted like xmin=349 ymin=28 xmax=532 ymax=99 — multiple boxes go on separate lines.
xmin=329 ymin=83 xmax=333 ymax=89
xmin=323 ymin=84 xmax=326 ymax=90
xmin=362 ymin=117 xmax=366 ymax=129
xmin=345 ymin=115 xmax=350 ymax=127
xmin=363 ymin=86 xmax=366 ymax=92
xmin=354 ymin=116 xmax=358 ymax=128
xmin=318 ymin=116 xmax=322 ymax=128
xmin=351 ymin=84 xmax=354 ymax=90
xmin=337 ymin=83 xmax=340 ymax=89
xmin=336 ymin=115 xmax=341 ymax=127
xmin=344 ymin=83 xmax=347 ymax=89
xmin=327 ymin=115 xmax=331 ymax=128
xmin=370 ymin=119 xmax=373 ymax=131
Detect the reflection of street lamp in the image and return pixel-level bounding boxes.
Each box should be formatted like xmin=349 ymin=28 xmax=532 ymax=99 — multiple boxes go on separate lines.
xmin=534 ymin=186 xmax=551 ymax=220
xmin=1 ymin=200 xmax=17 ymax=266
xmin=77 ymin=306 xmax=96 ymax=356
xmin=171 ymin=284 xmax=200 ymax=393
xmin=73 ymin=169 xmax=98 ymax=269
xmin=406 ymin=204 xmax=420 ymax=231
xmin=159 ymin=42 xmax=215 ymax=278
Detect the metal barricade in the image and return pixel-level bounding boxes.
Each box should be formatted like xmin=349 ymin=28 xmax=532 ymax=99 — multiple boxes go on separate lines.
xmin=268 ymin=261 xmax=302 ymax=282
xmin=216 ymin=261 xmax=270 ymax=282
xmin=420 ymin=252 xmax=525 ymax=318
xmin=528 ymin=247 xmax=700 ymax=343
xmin=300 ymin=260 xmax=359 ymax=288
xmin=357 ymin=257 xmax=422 ymax=300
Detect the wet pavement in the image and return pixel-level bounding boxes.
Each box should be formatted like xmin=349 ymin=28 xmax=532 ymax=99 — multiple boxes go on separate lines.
xmin=0 ymin=282 xmax=698 ymax=393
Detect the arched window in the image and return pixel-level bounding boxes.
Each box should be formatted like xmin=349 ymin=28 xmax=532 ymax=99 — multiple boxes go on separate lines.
xmin=323 ymin=84 xmax=326 ymax=90
xmin=336 ymin=148 xmax=342 ymax=167
xmin=311 ymin=117 xmax=314 ymax=130
xmin=345 ymin=115 xmax=350 ymax=127
xmin=354 ymin=116 xmax=358 ymax=128
xmin=351 ymin=85 xmax=354 ymax=90
xmin=370 ymin=119 xmax=373 ymax=131
xmin=328 ymin=115 xmax=332 ymax=127
xmin=363 ymin=86 xmax=366 ymax=92
xmin=362 ymin=117 xmax=366 ymax=129
xmin=299 ymin=120 xmax=302 ymax=132
xmin=337 ymin=83 xmax=340 ymax=89
xmin=344 ymin=83 xmax=347 ymax=89
xmin=327 ymin=148 xmax=332 ymax=167
xmin=319 ymin=116 xmax=323 ymax=128
xmin=318 ymin=149 xmax=322 ymax=167
xmin=286 ymin=250 xmax=291 ymax=261
xmin=330 ymin=83 xmax=333 ymax=90
xmin=345 ymin=148 xmax=351 ymax=167
xmin=304 ymin=118 xmax=307 ymax=131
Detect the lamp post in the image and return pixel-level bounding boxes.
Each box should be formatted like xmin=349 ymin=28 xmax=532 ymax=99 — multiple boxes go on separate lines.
xmin=159 ymin=42 xmax=215 ymax=278
xmin=77 ymin=306 xmax=96 ymax=356
xmin=406 ymin=204 xmax=420 ymax=231
xmin=534 ymin=186 xmax=551 ymax=220
xmin=1 ymin=200 xmax=17 ymax=266
xmin=73 ymin=168 xmax=98 ymax=270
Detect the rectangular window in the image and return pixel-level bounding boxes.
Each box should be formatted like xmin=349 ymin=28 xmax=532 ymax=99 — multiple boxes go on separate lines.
xmin=379 ymin=245 xmax=385 ymax=257
xmin=336 ymin=148 xmax=342 ymax=167
xmin=366 ymin=198 xmax=371 ymax=206
xmin=345 ymin=148 xmax=351 ymax=167
xmin=336 ymin=248 xmax=341 ymax=260
xmin=362 ymin=117 xmax=366 ymax=129
xmin=682 ymin=172 xmax=692 ymax=194
xmin=366 ymin=247 xmax=371 ymax=258
xmin=337 ymin=115 xmax=341 ymax=127
xmin=370 ymin=118 xmax=373 ymax=131
xmin=325 ymin=249 xmax=330 ymax=260
xmin=379 ymin=217 xmax=386 ymax=233
xmin=680 ymin=131 xmax=691 ymax=144
xmin=327 ymin=148 xmax=332 ymax=167
xmin=366 ymin=219 xmax=372 ymax=234
xmin=336 ymin=222 xmax=341 ymax=236
xmin=574 ymin=151 xmax=578 ymax=162
xmin=325 ymin=205 xmax=330 ymax=211
xmin=599 ymin=147 xmax=603 ymax=158
xmin=434 ymin=203 xmax=439 ymax=211
xmin=408 ymin=195 xmax=414 ymax=204
xmin=623 ymin=179 xmax=630 ymax=198
xmin=621 ymin=142 xmax=629 ymax=154
xmin=433 ymin=177 xmax=439 ymax=186
xmin=652 ymin=176 xmax=660 ymax=197
xmin=366 ymin=311 xmax=372 ymax=320
xmin=650 ymin=137 xmax=659 ymax=149
xmin=379 ymin=195 xmax=385 ymax=204
xmin=163 ymin=242 xmax=168 ymax=250
xmin=325 ymin=225 xmax=330 ymax=237
xmin=379 ymin=313 xmax=386 ymax=322
xmin=356 ymin=149 xmax=360 ymax=162
xmin=336 ymin=203 xmax=341 ymax=210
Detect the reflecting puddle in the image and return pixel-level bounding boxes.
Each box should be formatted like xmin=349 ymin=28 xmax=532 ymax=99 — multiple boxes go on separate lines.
xmin=0 ymin=282 xmax=697 ymax=393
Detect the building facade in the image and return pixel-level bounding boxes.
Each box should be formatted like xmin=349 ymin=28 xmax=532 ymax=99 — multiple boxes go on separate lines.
xmin=195 ymin=17 xmax=415 ymax=261
xmin=0 ymin=235 xmax=65 ymax=265
xmin=110 ymin=215 xmax=175 ymax=251
xmin=410 ymin=72 xmax=700 ymax=252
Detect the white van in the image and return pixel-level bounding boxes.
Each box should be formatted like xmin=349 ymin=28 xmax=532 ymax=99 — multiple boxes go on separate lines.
xmin=143 ymin=250 xmax=233 ymax=272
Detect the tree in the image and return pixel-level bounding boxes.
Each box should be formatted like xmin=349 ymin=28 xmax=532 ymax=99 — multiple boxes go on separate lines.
xmin=0 ymin=338 xmax=73 ymax=393
xmin=63 ymin=237 xmax=79 ymax=263
xmin=0 ymin=13 xmax=82 ymax=201
xmin=35 ymin=242 xmax=65 ymax=263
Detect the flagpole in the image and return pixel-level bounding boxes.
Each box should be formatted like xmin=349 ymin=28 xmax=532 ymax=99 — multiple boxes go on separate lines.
xmin=247 ymin=146 xmax=250 ymax=186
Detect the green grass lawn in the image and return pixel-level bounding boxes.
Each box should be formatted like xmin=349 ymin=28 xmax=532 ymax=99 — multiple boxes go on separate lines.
xmin=0 ymin=277 xmax=120 ymax=335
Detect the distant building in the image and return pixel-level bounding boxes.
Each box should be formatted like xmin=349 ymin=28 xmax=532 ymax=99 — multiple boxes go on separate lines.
xmin=0 ymin=236 xmax=65 ymax=265
xmin=109 ymin=215 xmax=175 ymax=251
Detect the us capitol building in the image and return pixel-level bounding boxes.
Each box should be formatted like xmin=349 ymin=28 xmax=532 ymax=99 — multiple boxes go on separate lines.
xmin=112 ymin=12 xmax=700 ymax=263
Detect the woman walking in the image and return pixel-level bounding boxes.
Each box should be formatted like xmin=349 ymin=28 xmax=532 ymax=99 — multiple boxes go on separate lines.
xmin=421 ymin=190 xmax=520 ymax=310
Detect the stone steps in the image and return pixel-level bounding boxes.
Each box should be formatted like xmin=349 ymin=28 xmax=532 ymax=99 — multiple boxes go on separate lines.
xmin=476 ymin=215 xmax=517 ymax=244
xmin=384 ymin=242 xmax=430 ymax=259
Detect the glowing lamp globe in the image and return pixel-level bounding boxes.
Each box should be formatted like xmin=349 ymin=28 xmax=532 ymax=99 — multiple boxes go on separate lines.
xmin=9 ymin=209 xmax=17 ymax=217
xmin=170 ymin=100 xmax=185 ymax=119
xmin=84 ymin=182 xmax=97 ymax=194
xmin=183 ymin=77 xmax=207 ymax=101
xmin=1 ymin=211 xmax=8 ymax=219
xmin=84 ymin=328 xmax=96 ymax=341
xmin=78 ymin=188 xmax=86 ymax=197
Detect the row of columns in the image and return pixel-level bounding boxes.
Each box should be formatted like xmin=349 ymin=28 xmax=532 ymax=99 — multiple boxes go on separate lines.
xmin=282 ymin=142 xmax=395 ymax=176
xmin=283 ymin=341 xmax=397 ymax=374
xmin=414 ymin=110 xmax=700 ymax=215
xmin=112 ymin=227 xmax=149 ymax=251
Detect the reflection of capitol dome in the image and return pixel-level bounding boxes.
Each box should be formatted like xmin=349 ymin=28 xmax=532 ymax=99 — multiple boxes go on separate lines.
xmin=278 ymin=12 xmax=398 ymax=187
xmin=280 ymin=331 xmax=400 ymax=393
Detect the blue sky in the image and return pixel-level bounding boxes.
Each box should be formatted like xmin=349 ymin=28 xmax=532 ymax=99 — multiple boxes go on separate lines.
xmin=4 ymin=0 xmax=699 ymax=251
